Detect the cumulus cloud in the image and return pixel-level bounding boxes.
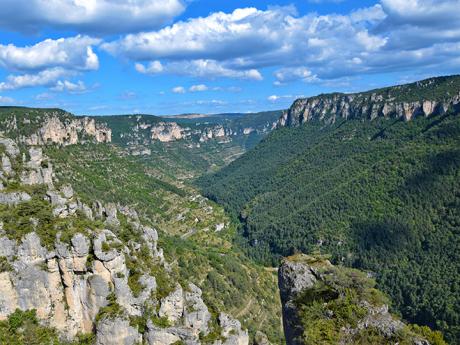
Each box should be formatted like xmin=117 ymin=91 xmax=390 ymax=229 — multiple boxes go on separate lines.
xmin=190 ymin=84 xmax=208 ymax=92
xmin=102 ymin=8 xmax=290 ymax=60
xmin=0 ymin=0 xmax=185 ymax=35
xmin=0 ymin=68 xmax=72 ymax=91
xmin=274 ymin=67 xmax=318 ymax=84
xmin=380 ymin=0 xmax=460 ymax=25
xmin=172 ymin=86 xmax=186 ymax=94
xmin=104 ymin=1 xmax=460 ymax=82
xmin=0 ymin=36 xmax=99 ymax=72
xmin=0 ymin=36 xmax=101 ymax=92
xmin=135 ymin=59 xmax=263 ymax=80
xmin=51 ymin=80 xmax=88 ymax=93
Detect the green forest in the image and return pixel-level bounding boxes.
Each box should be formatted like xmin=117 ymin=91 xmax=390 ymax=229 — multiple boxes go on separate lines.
xmin=198 ymin=110 xmax=460 ymax=343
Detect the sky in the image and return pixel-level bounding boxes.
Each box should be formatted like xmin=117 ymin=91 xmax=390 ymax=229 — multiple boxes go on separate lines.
xmin=0 ymin=0 xmax=459 ymax=116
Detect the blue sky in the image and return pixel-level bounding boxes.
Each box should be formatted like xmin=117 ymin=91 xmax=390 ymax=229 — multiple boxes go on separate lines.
xmin=0 ymin=0 xmax=459 ymax=115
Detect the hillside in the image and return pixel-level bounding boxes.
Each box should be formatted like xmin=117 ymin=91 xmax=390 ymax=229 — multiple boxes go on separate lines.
xmin=0 ymin=107 xmax=284 ymax=344
xmin=197 ymin=75 xmax=460 ymax=343
xmin=102 ymin=110 xmax=282 ymax=177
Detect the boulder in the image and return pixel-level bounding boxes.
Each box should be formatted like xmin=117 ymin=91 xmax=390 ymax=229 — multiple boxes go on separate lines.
xmin=184 ymin=283 xmax=211 ymax=335
xmin=0 ymin=191 xmax=31 ymax=205
xmin=96 ymin=317 xmax=142 ymax=345
xmin=159 ymin=284 xmax=184 ymax=324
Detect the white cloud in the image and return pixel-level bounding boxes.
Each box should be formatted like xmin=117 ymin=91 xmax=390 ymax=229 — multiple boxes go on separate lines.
xmin=0 ymin=36 xmax=100 ymax=72
xmin=268 ymin=95 xmax=292 ymax=102
xmin=51 ymin=80 xmax=88 ymax=93
xmin=190 ymin=84 xmax=208 ymax=92
xmin=135 ymin=61 xmax=163 ymax=74
xmin=102 ymin=7 xmax=289 ymax=60
xmin=0 ymin=67 xmax=72 ymax=91
xmin=196 ymin=99 xmax=227 ymax=106
xmin=104 ymin=1 xmax=460 ymax=82
xmin=0 ymin=96 xmax=15 ymax=104
xmin=268 ymin=94 xmax=305 ymax=102
xmin=172 ymin=86 xmax=186 ymax=94
xmin=380 ymin=0 xmax=460 ymax=24
xmin=0 ymin=0 xmax=185 ymax=35
xmin=0 ymin=35 xmax=101 ymax=93
xmin=136 ymin=59 xmax=263 ymax=80
xmin=274 ymin=67 xmax=318 ymax=84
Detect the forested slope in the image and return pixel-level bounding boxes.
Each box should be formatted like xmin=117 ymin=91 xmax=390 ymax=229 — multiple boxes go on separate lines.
xmin=197 ymin=76 xmax=460 ymax=343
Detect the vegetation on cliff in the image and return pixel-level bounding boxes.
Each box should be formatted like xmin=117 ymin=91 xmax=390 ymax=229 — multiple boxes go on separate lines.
xmin=280 ymin=255 xmax=446 ymax=345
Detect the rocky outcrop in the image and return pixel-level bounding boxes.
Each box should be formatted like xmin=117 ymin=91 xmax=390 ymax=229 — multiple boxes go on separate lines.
xmin=278 ymin=257 xmax=325 ymax=345
xmin=0 ymin=191 xmax=31 ymax=205
xmin=0 ymin=136 xmax=19 ymax=183
xmin=0 ymin=119 xmax=253 ymax=345
xmin=0 ymin=224 xmax=228 ymax=343
xmin=199 ymin=125 xmax=226 ymax=142
xmin=280 ymin=77 xmax=460 ymax=127
xmin=217 ymin=313 xmax=250 ymax=345
xmin=278 ymin=255 xmax=434 ymax=345
xmin=184 ymin=283 xmax=211 ymax=335
xmin=24 ymin=115 xmax=111 ymax=146
xmin=151 ymin=122 xmax=185 ymax=142
xmin=20 ymin=147 xmax=54 ymax=186
xmin=254 ymin=331 xmax=272 ymax=345
xmin=0 ymin=137 xmax=249 ymax=345
xmin=96 ymin=318 xmax=142 ymax=345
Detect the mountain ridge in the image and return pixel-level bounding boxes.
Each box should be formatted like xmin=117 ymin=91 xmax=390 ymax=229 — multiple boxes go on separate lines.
xmin=278 ymin=75 xmax=460 ymax=127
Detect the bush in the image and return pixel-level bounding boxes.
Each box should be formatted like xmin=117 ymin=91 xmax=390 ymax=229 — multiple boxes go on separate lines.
xmin=0 ymin=309 xmax=60 ymax=345
xmin=0 ymin=256 xmax=12 ymax=273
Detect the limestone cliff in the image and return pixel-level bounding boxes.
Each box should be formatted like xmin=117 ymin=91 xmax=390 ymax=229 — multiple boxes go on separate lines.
xmin=279 ymin=75 xmax=460 ymax=127
xmin=278 ymin=254 xmax=445 ymax=345
xmin=150 ymin=122 xmax=231 ymax=144
xmin=0 ymin=107 xmax=111 ymax=146
xmin=25 ymin=115 xmax=111 ymax=146
xmin=0 ymin=138 xmax=249 ymax=345
xmin=151 ymin=122 xmax=186 ymax=142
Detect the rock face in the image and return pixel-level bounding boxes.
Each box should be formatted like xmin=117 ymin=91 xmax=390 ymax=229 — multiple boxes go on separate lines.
xmin=20 ymin=147 xmax=54 ymax=186
xmin=278 ymin=255 xmax=434 ymax=345
xmin=0 ymin=136 xmax=249 ymax=345
xmin=199 ymin=125 xmax=226 ymax=142
xmin=278 ymin=256 xmax=327 ymax=344
xmin=24 ymin=115 xmax=111 ymax=146
xmin=0 ymin=215 xmax=247 ymax=344
xmin=96 ymin=318 xmax=142 ymax=345
xmin=279 ymin=77 xmax=460 ymax=127
xmin=151 ymin=122 xmax=185 ymax=142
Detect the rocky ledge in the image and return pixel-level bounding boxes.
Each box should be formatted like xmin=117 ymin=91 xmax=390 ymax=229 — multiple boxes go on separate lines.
xmin=278 ymin=254 xmax=443 ymax=345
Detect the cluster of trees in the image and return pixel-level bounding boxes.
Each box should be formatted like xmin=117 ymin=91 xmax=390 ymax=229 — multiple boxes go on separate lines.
xmin=198 ymin=111 xmax=460 ymax=343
